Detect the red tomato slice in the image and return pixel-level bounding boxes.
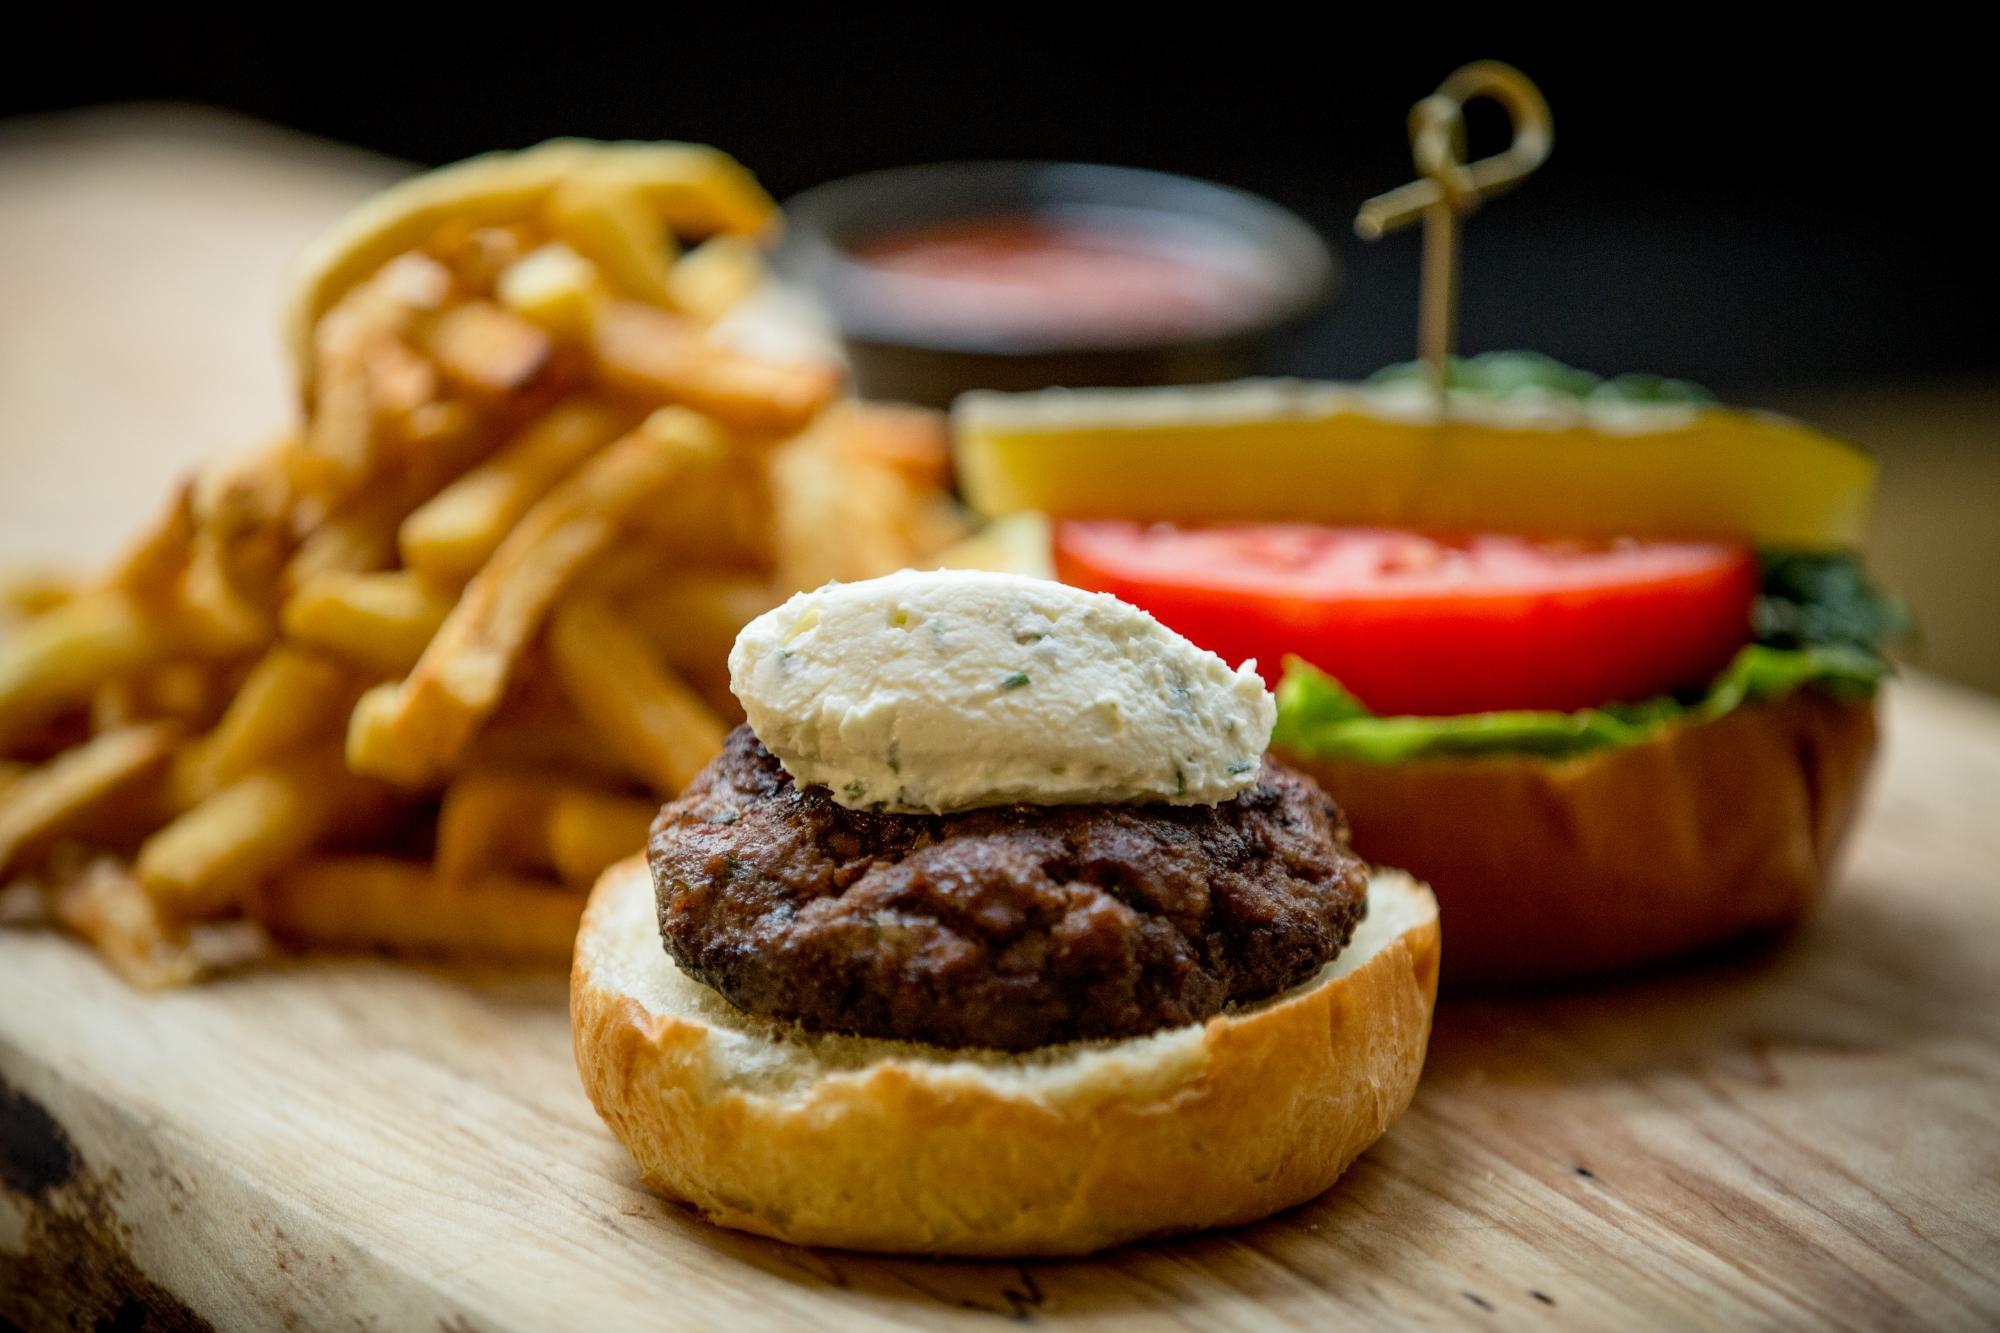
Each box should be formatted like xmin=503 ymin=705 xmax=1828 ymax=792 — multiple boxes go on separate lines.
xmin=1053 ymin=521 xmax=1759 ymax=716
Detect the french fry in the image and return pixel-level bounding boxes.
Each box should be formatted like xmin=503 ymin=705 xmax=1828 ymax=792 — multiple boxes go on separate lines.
xmin=89 ymin=678 xmax=145 ymax=733
xmin=344 ymin=683 xmax=427 ymax=788
xmin=548 ymin=595 xmax=726 ymax=797
xmin=54 ymin=856 xmax=208 ymax=990
xmin=283 ymin=421 xmax=493 ymax=591
xmin=767 ymin=404 xmax=970 ymax=594
xmin=282 ymin=571 xmax=453 ymax=677
xmin=286 ymin=141 xmax=775 ymax=387
xmin=255 ymin=856 xmax=582 ymax=965
xmin=284 ymin=490 xmax=406 ymax=589
xmin=545 ymin=787 xmax=655 ymax=887
xmin=542 ymin=177 xmax=678 ymax=306
xmin=3 ymin=568 xmax=79 ymax=620
xmin=180 ymin=528 xmax=276 ymax=649
xmin=0 ymin=591 xmax=209 ymax=752
xmin=152 ymin=661 xmax=234 ymax=727
xmin=434 ymin=224 xmax=533 ymax=296
xmin=353 ymin=408 xmax=725 ymax=785
xmin=666 ymin=235 xmax=765 ymax=323
xmin=769 ymin=430 xmax=922 ymax=592
xmin=191 ymin=436 xmax=297 ymax=536
xmin=0 ymin=722 xmax=182 ymax=875
xmin=496 ymin=242 xmax=607 ymax=337
xmin=297 ymin=256 xmax=458 ymax=501
xmin=436 ymin=771 xmax=652 ymax=887
xmin=455 ymin=665 xmax=635 ymax=786
xmin=136 ymin=746 xmax=397 ymax=920
xmin=624 ymin=442 xmax=775 ymax=571
xmin=834 ymin=401 xmax=954 ymax=491
xmin=173 ymin=648 xmax=351 ymax=806
xmin=421 ymin=300 xmax=555 ymax=398
xmin=592 ymin=301 xmax=841 ymax=436
xmin=359 ymin=335 xmax=442 ymax=439
xmin=173 ymin=443 xmax=298 ymax=649
xmin=93 ymin=662 xmax=237 ymax=736
xmin=618 ymin=571 xmax=776 ymax=676
xmin=399 ymin=399 xmax=627 ymax=584
xmin=434 ymin=771 xmax=552 ymax=884
xmin=108 ymin=484 xmax=198 ymax=600
xmin=301 ymin=319 xmax=382 ymax=498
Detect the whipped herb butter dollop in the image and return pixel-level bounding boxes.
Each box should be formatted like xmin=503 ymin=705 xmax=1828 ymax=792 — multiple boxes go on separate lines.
xmin=728 ymin=569 xmax=1275 ymax=813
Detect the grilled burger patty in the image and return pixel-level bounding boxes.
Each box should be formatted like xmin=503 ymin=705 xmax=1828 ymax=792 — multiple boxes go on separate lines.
xmin=648 ymin=727 xmax=1369 ymax=1051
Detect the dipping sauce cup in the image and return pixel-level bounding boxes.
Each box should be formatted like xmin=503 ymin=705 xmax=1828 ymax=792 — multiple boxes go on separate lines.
xmin=780 ymin=162 xmax=1337 ymax=407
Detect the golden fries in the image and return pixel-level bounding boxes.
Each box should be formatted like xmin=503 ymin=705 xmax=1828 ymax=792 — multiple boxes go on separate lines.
xmin=286 ymin=140 xmax=775 ymax=385
xmin=255 ymin=856 xmax=582 ymax=965
xmin=137 ymin=747 xmax=396 ymax=920
xmin=834 ymin=400 xmax=955 ymax=491
xmin=496 ymin=242 xmax=606 ymax=336
xmin=456 ymin=666 xmax=636 ymax=786
xmin=620 ymin=571 xmax=774 ymax=676
xmin=543 ymin=177 xmax=678 ymax=306
xmin=172 ymin=648 xmax=352 ymax=805
xmin=666 ymin=235 xmax=765 ymax=323
xmin=3 ymin=139 xmax=964 ymax=984
xmin=353 ymin=408 xmax=725 ymax=785
xmin=437 ymin=770 xmax=654 ymax=888
xmin=0 ymin=723 xmax=181 ymax=875
xmin=435 ymin=770 xmax=549 ymax=883
xmin=3 ymin=568 xmax=79 ymax=621
xmin=54 ymin=856 xmax=210 ymax=990
xmin=592 ymin=302 xmax=842 ymax=436
xmin=545 ymin=788 xmax=656 ymax=887
xmin=283 ymin=572 xmax=453 ymax=677
xmin=769 ymin=407 xmax=968 ymax=592
xmin=399 ymin=399 xmax=627 ymax=584
xmin=548 ymin=595 xmax=727 ymax=797
xmin=0 ymin=592 xmax=213 ymax=752
xmin=421 ymin=301 xmax=556 ymax=399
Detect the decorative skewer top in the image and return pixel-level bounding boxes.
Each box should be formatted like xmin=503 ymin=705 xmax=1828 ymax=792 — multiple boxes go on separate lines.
xmin=1356 ymin=62 xmax=1553 ymax=394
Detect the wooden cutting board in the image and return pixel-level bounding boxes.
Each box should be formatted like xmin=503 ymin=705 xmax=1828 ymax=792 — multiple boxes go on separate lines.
xmin=5 ymin=109 xmax=1999 ymax=1331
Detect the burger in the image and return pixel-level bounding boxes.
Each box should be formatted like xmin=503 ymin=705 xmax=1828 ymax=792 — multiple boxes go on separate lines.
xmin=572 ymin=569 xmax=1440 ymax=1255
xmin=951 ymin=353 xmax=1896 ymax=982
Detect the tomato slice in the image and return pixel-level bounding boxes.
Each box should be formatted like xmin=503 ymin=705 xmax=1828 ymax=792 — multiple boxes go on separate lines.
xmin=1053 ymin=521 xmax=1759 ymax=716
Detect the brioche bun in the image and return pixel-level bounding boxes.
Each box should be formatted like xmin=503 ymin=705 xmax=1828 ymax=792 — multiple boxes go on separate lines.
xmin=571 ymin=856 xmax=1440 ymax=1256
xmin=1281 ymin=689 xmax=1877 ymax=984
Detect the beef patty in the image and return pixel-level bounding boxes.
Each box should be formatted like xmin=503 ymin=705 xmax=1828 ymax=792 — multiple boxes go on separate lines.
xmin=649 ymin=726 xmax=1370 ymax=1051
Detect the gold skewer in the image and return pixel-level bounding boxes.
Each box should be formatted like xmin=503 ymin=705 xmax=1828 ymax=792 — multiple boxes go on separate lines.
xmin=1356 ymin=61 xmax=1553 ymax=395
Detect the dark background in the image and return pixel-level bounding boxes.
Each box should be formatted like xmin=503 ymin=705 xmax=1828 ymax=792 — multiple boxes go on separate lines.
xmin=7 ymin=23 xmax=1992 ymax=398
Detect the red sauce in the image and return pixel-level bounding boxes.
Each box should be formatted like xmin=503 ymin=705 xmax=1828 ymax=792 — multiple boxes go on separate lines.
xmin=847 ymin=216 xmax=1275 ymax=345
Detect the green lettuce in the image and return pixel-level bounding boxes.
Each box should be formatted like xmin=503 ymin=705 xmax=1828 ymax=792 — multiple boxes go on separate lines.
xmin=1273 ymin=643 xmax=1886 ymax=764
xmin=1368 ymin=349 xmax=1718 ymax=406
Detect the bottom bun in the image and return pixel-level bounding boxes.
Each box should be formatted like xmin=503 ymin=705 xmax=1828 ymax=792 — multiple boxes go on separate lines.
xmin=1282 ymin=689 xmax=1877 ymax=984
xmin=572 ymin=857 xmax=1440 ymax=1256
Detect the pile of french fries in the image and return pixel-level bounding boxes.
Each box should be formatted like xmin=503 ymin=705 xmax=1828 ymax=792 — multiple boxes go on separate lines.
xmin=0 ymin=141 xmax=963 ymax=985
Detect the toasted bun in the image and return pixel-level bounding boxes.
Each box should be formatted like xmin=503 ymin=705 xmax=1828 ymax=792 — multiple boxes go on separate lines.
xmin=572 ymin=857 xmax=1440 ymax=1256
xmin=1281 ymin=689 xmax=1877 ymax=984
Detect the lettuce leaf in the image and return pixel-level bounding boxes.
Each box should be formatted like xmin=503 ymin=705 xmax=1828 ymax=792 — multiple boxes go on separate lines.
xmin=1273 ymin=644 xmax=1886 ymax=764
xmin=1368 ymin=350 xmax=1718 ymax=406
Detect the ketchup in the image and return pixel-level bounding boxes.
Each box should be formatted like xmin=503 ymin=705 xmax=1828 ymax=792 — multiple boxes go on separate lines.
xmin=847 ymin=216 xmax=1275 ymax=345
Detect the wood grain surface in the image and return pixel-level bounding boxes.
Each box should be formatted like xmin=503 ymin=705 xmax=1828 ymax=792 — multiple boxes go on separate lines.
xmin=3 ymin=107 xmax=1999 ymax=1331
